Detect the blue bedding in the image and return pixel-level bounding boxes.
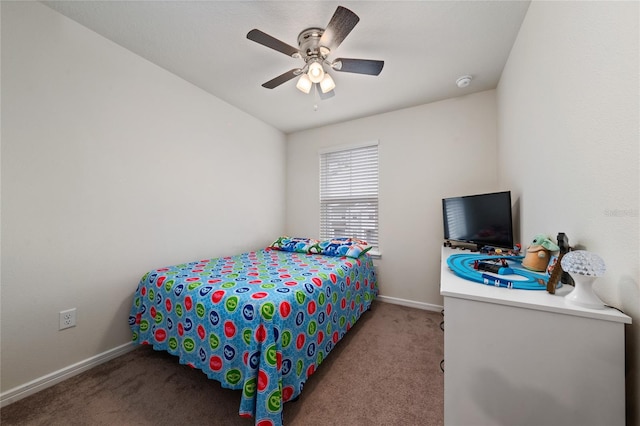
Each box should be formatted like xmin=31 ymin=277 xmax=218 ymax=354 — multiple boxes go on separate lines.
xmin=129 ymin=248 xmax=377 ymax=426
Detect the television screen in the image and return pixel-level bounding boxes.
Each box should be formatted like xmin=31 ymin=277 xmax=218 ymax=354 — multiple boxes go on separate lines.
xmin=442 ymin=191 xmax=514 ymax=249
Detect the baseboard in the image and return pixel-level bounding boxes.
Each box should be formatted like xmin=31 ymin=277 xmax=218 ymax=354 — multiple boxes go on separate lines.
xmin=376 ymin=295 xmax=443 ymax=312
xmin=0 ymin=341 xmax=137 ymax=408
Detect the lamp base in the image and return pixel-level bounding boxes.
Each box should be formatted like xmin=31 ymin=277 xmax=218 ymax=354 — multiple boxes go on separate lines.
xmin=564 ymin=275 xmax=605 ymax=310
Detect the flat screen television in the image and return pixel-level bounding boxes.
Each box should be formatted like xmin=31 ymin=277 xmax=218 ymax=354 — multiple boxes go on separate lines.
xmin=442 ymin=190 xmax=514 ymax=250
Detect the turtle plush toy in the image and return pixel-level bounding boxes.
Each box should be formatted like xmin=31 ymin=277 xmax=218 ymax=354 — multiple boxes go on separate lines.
xmin=522 ymin=234 xmax=560 ymax=272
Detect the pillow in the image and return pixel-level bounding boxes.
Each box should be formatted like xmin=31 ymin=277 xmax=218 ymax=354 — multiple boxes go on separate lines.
xmin=269 ymin=236 xmax=319 ymax=254
xmin=311 ymin=237 xmax=372 ymax=258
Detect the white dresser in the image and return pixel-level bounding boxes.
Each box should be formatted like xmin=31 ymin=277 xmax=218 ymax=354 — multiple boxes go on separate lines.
xmin=440 ymin=246 xmax=631 ymax=426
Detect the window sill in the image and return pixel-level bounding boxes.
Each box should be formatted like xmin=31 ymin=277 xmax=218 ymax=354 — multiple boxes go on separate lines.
xmin=368 ymin=250 xmax=381 ymax=260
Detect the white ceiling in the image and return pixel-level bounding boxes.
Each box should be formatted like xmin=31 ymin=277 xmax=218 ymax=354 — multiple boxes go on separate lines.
xmin=42 ymin=1 xmax=531 ymax=134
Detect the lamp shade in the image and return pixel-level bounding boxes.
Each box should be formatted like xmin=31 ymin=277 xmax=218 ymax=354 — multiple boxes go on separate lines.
xmin=319 ymin=73 xmax=336 ymax=93
xmin=308 ymin=61 xmax=325 ymax=83
xmin=296 ymin=74 xmax=313 ymax=94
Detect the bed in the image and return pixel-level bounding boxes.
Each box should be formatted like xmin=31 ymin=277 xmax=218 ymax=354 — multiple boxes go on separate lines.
xmin=129 ymin=237 xmax=377 ymax=426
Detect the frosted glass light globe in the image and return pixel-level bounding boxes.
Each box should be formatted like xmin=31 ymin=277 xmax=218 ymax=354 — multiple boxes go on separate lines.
xmin=320 ymin=73 xmax=335 ymax=93
xmin=308 ymin=61 xmax=325 ymax=83
xmin=296 ymin=74 xmax=312 ymax=94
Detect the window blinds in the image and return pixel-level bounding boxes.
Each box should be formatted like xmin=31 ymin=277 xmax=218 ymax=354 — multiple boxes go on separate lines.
xmin=320 ymin=143 xmax=379 ymax=248
xmin=444 ymin=198 xmax=467 ymax=240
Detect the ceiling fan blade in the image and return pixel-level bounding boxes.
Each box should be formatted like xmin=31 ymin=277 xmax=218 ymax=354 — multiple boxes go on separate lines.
xmin=332 ymin=58 xmax=384 ymax=76
xmin=319 ymin=6 xmax=360 ymax=51
xmin=315 ymin=83 xmax=335 ymax=100
xmin=247 ymin=29 xmax=299 ymax=57
xmin=262 ymin=69 xmax=301 ymax=89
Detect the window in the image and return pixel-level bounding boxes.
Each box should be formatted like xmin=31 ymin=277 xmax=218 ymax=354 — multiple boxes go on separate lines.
xmin=319 ymin=141 xmax=379 ymax=251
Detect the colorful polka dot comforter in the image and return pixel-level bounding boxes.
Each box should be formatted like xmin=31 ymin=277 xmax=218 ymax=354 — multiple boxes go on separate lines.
xmin=129 ymin=247 xmax=377 ymax=426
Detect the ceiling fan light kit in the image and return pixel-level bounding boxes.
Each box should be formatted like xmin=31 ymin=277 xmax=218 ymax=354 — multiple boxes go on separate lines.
xmin=247 ymin=6 xmax=384 ymax=99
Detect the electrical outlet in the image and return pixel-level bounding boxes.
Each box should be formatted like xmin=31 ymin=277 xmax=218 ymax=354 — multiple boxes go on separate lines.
xmin=59 ymin=308 xmax=77 ymax=330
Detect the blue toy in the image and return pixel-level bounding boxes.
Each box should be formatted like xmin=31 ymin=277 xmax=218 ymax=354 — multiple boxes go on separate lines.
xmin=447 ymin=253 xmax=560 ymax=291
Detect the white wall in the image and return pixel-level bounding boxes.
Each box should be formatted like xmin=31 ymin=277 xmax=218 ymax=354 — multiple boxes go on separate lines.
xmin=497 ymin=1 xmax=639 ymax=423
xmin=286 ymin=91 xmax=499 ymax=307
xmin=1 ymin=2 xmax=285 ymax=393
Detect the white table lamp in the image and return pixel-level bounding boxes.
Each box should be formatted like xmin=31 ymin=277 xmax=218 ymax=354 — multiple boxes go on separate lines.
xmin=561 ymin=250 xmax=607 ymax=309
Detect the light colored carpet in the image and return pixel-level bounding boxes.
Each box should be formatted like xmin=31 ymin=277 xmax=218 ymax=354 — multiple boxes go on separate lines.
xmin=1 ymin=301 xmax=444 ymax=425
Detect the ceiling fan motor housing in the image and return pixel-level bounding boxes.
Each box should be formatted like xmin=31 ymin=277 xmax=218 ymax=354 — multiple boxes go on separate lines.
xmin=297 ymin=28 xmax=328 ymax=61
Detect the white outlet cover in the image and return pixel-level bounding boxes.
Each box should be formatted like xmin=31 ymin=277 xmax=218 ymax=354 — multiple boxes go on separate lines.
xmin=59 ymin=308 xmax=77 ymax=330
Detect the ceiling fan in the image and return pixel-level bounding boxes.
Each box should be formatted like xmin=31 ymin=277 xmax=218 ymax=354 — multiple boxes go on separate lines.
xmin=247 ymin=6 xmax=384 ymax=98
